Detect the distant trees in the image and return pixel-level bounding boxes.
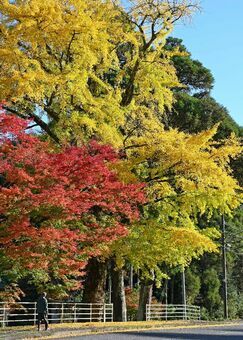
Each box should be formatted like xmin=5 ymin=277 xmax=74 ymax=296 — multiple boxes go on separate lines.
xmin=163 ymin=38 xmax=241 ymax=137
xmin=161 ymin=37 xmax=243 ymax=319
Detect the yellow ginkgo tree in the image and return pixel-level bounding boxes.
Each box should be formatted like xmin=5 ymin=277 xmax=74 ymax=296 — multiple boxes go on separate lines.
xmin=0 ymin=0 xmax=199 ymax=145
xmin=112 ymin=124 xmax=242 ymax=258
xmin=109 ymin=125 xmax=242 ymax=320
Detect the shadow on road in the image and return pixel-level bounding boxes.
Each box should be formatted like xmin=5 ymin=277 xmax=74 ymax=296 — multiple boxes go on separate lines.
xmin=124 ymin=331 xmax=243 ymax=339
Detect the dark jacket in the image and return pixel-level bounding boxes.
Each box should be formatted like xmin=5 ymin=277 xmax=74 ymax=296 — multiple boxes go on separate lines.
xmin=36 ymin=296 xmax=48 ymax=314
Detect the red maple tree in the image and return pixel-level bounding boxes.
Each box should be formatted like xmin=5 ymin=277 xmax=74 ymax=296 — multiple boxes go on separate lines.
xmin=0 ymin=111 xmax=145 ymax=289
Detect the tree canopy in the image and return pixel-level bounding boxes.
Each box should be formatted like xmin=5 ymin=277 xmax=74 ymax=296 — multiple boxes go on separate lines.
xmin=0 ymin=0 xmax=199 ymax=145
xmin=0 ymin=112 xmax=144 ymax=294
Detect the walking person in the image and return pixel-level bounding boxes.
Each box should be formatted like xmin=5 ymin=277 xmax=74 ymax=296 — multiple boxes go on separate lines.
xmin=37 ymin=292 xmax=49 ymax=331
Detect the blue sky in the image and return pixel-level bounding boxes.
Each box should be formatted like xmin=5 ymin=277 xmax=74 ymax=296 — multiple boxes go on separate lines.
xmin=172 ymin=0 xmax=243 ymax=126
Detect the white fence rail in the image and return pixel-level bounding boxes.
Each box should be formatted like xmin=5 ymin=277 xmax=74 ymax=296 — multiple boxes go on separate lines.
xmin=146 ymin=304 xmax=200 ymax=321
xmin=0 ymin=302 xmax=113 ymax=327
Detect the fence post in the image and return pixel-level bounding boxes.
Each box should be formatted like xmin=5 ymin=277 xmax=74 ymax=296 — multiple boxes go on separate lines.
xmin=61 ymin=303 xmax=64 ymax=323
xmin=34 ymin=302 xmax=37 ymax=325
xmin=165 ymin=304 xmax=167 ymax=321
xmin=3 ymin=305 xmax=6 ymax=328
xmin=146 ymin=304 xmax=150 ymax=321
xmin=90 ymin=304 xmax=92 ymax=322
xmin=103 ymin=304 xmax=106 ymax=323
xmin=74 ymin=304 xmax=77 ymax=323
xmin=183 ymin=304 xmax=187 ymax=320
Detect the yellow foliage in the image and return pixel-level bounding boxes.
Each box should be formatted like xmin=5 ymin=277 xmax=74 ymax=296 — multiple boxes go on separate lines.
xmin=117 ymin=125 xmax=242 ymax=217
xmin=112 ymin=220 xmax=219 ymax=273
xmin=0 ymin=0 xmax=125 ymax=143
xmin=0 ymin=0 xmax=190 ymax=145
xmin=110 ymin=125 xmax=242 ymax=274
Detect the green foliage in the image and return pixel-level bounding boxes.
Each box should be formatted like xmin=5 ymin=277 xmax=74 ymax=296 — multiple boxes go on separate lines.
xmin=163 ymin=37 xmax=242 ymax=142
xmin=226 ymin=207 xmax=243 ymax=318
xmin=185 ymin=268 xmax=201 ymax=305
xmin=201 ymin=268 xmax=222 ymax=319
xmin=238 ymin=293 xmax=243 ymax=319
xmin=165 ymin=37 xmax=214 ymax=95
xmin=166 ymin=93 xmax=241 ymax=139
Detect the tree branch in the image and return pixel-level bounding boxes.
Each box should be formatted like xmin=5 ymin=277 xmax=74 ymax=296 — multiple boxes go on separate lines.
xmin=3 ymin=105 xmax=60 ymax=144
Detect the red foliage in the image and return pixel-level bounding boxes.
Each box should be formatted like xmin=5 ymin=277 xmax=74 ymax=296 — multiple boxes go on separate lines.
xmin=0 ymin=113 xmax=145 ymax=286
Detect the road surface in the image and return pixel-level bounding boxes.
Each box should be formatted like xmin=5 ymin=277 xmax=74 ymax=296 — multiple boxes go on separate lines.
xmin=59 ymin=322 xmax=243 ymax=340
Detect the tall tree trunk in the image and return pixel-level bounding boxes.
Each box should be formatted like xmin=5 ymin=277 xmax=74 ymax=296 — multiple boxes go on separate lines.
xmin=110 ymin=260 xmax=127 ymax=321
xmin=108 ymin=271 xmax=112 ymax=304
xmin=137 ymin=269 xmax=140 ymax=288
xmin=170 ymin=277 xmax=174 ymax=304
xmin=137 ymin=275 xmax=154 ymax=321
xmin=130 ymin=264 xmax=133 ymax=289
xmin=82 ymin=258 xmax=107 ymax=303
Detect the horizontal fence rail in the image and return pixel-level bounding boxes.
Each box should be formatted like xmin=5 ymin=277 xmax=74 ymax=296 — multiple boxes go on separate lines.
xmin=146 ymin=304 xmax=200 ymax=321
xmin=0 ymin=302 xmax=113 ymax=327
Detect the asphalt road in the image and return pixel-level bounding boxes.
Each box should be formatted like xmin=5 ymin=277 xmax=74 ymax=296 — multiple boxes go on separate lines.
xmin=60 ymin=323 xmax=243 ymax=340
